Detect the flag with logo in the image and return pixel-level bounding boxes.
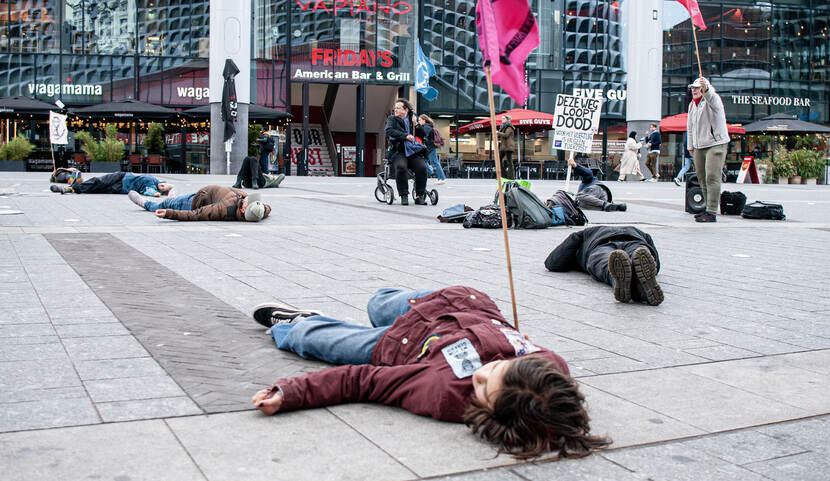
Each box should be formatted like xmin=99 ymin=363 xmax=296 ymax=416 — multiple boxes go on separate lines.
xmin=676 ymin=0 xmax=706 ymax=30
xmin=49 ymin=111 xmax=68 ymax=145
xmin=415 ymin=42 xmax=438 ymax=101
xmin=475 ymin=0 xmax=539 ymax=105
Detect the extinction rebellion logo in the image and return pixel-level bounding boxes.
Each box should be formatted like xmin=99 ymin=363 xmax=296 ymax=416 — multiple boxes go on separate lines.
xmin=28 ymin=83 xmax=103 ymax=97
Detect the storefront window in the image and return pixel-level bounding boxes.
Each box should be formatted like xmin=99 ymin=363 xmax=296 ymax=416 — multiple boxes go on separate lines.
xmin=0 ymin=1 xmax=59 ymax=54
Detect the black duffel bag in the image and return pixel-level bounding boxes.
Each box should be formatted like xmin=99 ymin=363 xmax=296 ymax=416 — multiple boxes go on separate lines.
xmin=720 ymin=191 xmax=747 ymax=215
xmin=741 ymin=201 xmax=786 ymax=220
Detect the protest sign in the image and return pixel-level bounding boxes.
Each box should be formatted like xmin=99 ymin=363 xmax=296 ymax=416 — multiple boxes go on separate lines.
xmin=552 ymin=94 xmax=602 ymax=153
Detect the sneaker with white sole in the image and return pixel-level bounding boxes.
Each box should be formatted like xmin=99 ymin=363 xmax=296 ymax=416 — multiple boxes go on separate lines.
xmin=673 ymin=178 xmax=681 ymax=186
xmin=251 ymin=302 xmax=323 ymax=328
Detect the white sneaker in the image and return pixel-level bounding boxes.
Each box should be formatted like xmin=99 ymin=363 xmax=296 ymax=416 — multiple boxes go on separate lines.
xmin=647 ymin=178 xmax=657 ymax=182
xmin=435 ymin=179 xmax=446 ymax=185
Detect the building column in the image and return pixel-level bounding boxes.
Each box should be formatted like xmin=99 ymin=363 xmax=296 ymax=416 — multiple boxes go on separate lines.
xmin=209 ymin=0 xmax=251 ymax=175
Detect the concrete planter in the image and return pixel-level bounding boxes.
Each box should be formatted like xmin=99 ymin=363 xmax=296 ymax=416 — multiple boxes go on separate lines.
xmin=789 ymin=176 xmax=802 ymax=184
xmin=802 ymin=177 xmax=817 ymax=185
xmin=778 ymin=176 xmax=789 ymax=185
xmin=0 ymin=160 xmax=26 ymax=171
xmin=90 ymin=161 xmax=122 ymax=173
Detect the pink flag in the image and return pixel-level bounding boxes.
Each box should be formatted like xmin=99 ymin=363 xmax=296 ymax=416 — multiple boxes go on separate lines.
xmin=475 ymin=0 xmax=539 ymax=105
xmin=676 ymin=0 xmax=707 ymax=30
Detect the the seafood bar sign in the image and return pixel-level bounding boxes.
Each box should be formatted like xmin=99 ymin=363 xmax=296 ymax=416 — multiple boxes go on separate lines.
xmin=292 ymin=0 xmax=416 ymax=84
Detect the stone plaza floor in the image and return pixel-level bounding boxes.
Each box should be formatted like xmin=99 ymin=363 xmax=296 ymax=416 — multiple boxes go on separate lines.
xmin=0 ymin=171 xmax=829 ymax=480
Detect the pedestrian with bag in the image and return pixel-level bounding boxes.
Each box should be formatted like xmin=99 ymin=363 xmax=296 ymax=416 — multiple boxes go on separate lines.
xmin=418 ymin=114 xmax=447 ymax=185
xmin=385 ymin=99 xmax=428 ymax=205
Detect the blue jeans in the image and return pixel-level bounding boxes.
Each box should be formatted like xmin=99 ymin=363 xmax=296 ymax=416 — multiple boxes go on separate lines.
xmin=270 ymin=288 xmax=434 ymax=365
xmin=426 ymin=150 xmax=446 ymax=180
xmin=143 ymin=193 xmax=196 ymax=212
xmin=675 ymin=156 xmax=693 ymax=181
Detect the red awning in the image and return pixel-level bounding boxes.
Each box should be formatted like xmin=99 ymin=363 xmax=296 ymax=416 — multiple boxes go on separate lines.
xmin=457 ymin=108 xmax=556 ymax=135
xmin=660 ymin=113 xmax=746 ymax=134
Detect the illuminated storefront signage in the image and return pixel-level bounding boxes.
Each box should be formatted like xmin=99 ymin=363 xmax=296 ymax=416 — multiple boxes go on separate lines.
xmin=291 ymin=0 xmax=416 ymax=84
xmin=730 ymin=95 xmax=811 ymax=107
xmin=573 ymin=88 xmax=627 ymax=100
xmin=295 ymin=0 xmax=413 ymax=16
xmin=28 ymin=83 xmax=103 ymax=97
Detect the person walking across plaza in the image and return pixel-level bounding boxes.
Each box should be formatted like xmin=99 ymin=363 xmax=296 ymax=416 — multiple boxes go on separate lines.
xmin=644 ymin=123 xmax=662 ymax=181
xmin=418 ymin=114 xmax=446 ymax=185
xmin=545 ymin=225 xmax=663 ymax=306
xmin=673 ymin=132 xmax=694 ymax=186
xmin=129 ymin=185 xmax=270 ymax=222
xmin=50 ymin=171 xmax=173 ymax=197
xmin=250 ymin=285 xmax=610 ymax=459
xmin=497 ymin=114 xmax=517 ymax=180
xmin=687 ymin=76 xmax=730 ymax=222
xmin=618 ymin=132 xmax=644 ymax=182
xmin=385 ymin=98 xmax=428 ymax=205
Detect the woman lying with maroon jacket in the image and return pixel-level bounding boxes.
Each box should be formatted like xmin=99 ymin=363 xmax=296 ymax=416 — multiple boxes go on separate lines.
xmin=250 ymin=286 xmax=610 ymax=459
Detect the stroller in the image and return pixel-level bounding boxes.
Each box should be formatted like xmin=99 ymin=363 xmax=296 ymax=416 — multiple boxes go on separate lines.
xmin=374 ymin=158 xmax=439 ymax=205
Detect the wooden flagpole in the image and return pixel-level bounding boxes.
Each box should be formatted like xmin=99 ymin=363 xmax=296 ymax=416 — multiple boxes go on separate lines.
xmin=691 ymin=26 xmax=703 ymax=78
xmin=485 ymin=63 xmax=519 ymax=331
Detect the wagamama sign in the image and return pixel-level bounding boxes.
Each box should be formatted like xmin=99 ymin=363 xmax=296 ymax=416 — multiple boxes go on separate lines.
xmin=28 ymin=83 xmax=103 ymax=97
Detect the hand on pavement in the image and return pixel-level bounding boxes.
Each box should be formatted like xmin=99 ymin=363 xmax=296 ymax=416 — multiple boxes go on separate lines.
xmin=154 ymin=209 xmax=166 ymax=218
xmin=252 ymin=388 xmax=283 ymax=415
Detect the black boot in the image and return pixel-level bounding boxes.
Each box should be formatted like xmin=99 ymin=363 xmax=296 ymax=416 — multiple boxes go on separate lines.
xmin=232 ymin=174 xmax=243 ymax=189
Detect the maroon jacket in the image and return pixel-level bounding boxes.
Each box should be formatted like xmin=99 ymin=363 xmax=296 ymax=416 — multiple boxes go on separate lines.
xmin=271 ymin=286 xmax=569 ymax=422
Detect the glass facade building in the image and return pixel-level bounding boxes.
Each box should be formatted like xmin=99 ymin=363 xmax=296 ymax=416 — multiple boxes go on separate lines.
xmin=0 ymin=0 xmax=826 ymax=174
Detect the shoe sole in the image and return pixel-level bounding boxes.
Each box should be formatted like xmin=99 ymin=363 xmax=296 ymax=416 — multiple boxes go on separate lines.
xmin=631 ymin=247 xmax=664 ymax=306
xmin=251 ymin=302 xmax=323 ymax=328
xmin=608 ymin=250 xmax=632 ymax=303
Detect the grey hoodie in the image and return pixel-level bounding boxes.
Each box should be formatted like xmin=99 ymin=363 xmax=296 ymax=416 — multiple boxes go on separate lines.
xmin=686 ymin=83 xmax=729 ymax=150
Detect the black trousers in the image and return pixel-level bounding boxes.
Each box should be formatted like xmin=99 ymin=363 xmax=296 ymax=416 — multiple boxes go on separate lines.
xmin=499 ymin=150 xmax=515 ymax=179
xmin=585 ymin=240 xmax=649 ymax=286
xmin=72 ymin=171 xmax=126 ymax=194
xmin=236 ymin=156 xmax=265 ymax=188
xmin=391 ymin=151 xmax=427 ymax=197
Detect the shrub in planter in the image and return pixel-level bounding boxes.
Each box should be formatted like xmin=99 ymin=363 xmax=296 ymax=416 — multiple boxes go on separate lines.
xmin=771 ymin=147 xmax=796 ymax=182
xmin=76 ymin=125 xmax=125 ymax=164
xmin=791 ymin=149 xmax=824 ymax=182
xmin=0 ymin=135 xmax=35 ymax=161
xmin=143 ymin=123 xmax=166 ymax=155
xmin=248 ymin=124 xmax=264 ymax=157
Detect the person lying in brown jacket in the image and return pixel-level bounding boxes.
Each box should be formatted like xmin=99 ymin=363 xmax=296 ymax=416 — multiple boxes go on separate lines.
xmin=128 ymin=185 xmax=270 ymax=222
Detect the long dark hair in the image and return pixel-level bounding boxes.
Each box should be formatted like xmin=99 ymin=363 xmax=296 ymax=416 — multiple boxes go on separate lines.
xmin=629 ymin=131 xmax=637 ymax=139
xmin=463 ymin=355 xmax=611 ymax=459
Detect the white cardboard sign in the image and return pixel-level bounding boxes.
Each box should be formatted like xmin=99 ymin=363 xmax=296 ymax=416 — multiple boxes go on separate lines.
xmin=552 ymin=94 xmax=602 ymax=153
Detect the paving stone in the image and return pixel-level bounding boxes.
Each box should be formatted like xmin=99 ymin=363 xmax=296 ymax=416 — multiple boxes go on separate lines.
xmin=0 ymin=323 xmax=55 ymax=338
xmin=681 ymin=429 xmax=807 ymax=465
xmin=0 ymin=359 xmax=80 ymax=396
xmin=53 ymin=323 xmax=130 ymax=338
xmin=0 ymin=343 xmax=68 ymax=362
xmin=62 ymin=335 xmax=150 ymax=360
xmin=743 ymin=451 xmax=830 ymax=481
xmin=0 ymin=420 xmax=204 ymax=481
xmin=603 ymin=442 xmax=767 ymax=481
xmin=96 ymin=396 xmax=203 ymax=422
xmin=0 ymin=397 xmax=99 ymax=432
xmin=756 ymin=417 xmax=830 ymax=455
xmin=84 ymin=375 xmax=186 ymax=402
xmin=74 ymin=357 xmax=168 ymax=380
xmin=513 ymin=454 xmax=646 ymax=481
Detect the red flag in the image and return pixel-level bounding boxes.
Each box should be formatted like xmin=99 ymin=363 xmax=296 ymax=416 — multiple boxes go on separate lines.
xmin=676 ymin=0 xmax=707 ymax=30
xmin=475 ymin=0 xmax=539 ymax=105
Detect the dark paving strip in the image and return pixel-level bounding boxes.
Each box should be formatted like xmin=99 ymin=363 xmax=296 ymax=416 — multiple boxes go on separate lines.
xmin=45 ymin=232 xmax=324 ymax=414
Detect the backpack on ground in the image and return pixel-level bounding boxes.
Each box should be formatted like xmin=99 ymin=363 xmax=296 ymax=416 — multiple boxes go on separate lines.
xmin=463 ymin=204 xmax=507 ymax=228
xmin=720 ymin=191 xmax=747 ymax=215
xmin=495 ymin=181 xmax=555 ymax=229
xmin=438 ymin=204 xmax=473 ymax=223
xmin=741 ymin=201 xmax=786 ymax=220
xmin=433 ymin=128 xmax=445 ymax=147
xmin=546 ymin=190 xmax=588 ymax=226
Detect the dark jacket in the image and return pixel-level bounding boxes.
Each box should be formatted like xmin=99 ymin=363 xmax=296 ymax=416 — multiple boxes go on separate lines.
xmin=646 ymin=130 xmax=662 ymax=150
xmin=162 ymin=185 xmax=271 ymax=221
xmin=271 ymin=286 xmax=569 ymax=422
xmin=544 ymin=226 xmax=659 ymax=273
xmin=385 ymin=114 xmax=416 ymax=159
xmin=416 ymin=122 xmax=436 ymax=152
xmin=258 ymin=135 xmax=275 ymax=153
xmin=498 ymin=122 xmax=517 ymax=152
